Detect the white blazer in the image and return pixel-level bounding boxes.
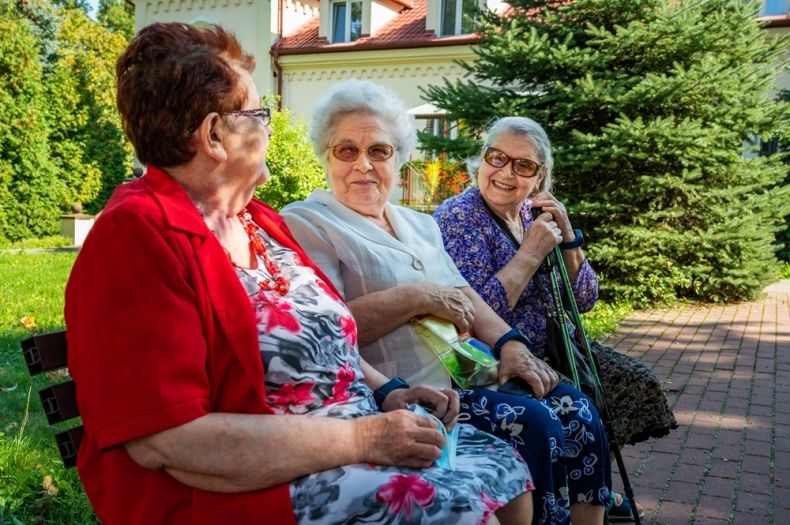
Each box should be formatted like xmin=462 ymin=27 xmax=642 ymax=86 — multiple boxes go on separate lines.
xmin=282 ymin=189 xmax=468 ymax=388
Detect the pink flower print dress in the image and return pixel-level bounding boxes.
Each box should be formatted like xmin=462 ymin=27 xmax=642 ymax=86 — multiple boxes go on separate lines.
xmin=234 ymin=224 xmax=534 ymax=525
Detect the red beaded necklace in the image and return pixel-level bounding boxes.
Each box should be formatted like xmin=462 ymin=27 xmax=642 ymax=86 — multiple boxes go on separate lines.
xmin=236 ymin=209 xmax=291 ymax=296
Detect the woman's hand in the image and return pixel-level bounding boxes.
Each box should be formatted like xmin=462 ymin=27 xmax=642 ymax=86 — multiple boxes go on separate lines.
xmin=381 ymin=385 xmax=460 ymax=429
xmin=422 ymin=284 xmax=475 ymax=333
xmin=520 ymin=211 xmax=563 ymax=261
xmin=497 ymin=341 xmax=559 ymax=399
xmin=531 ymin=191 xmax=575 ymax=243
xmin=355 ymin=410 xmax=446 ymax=468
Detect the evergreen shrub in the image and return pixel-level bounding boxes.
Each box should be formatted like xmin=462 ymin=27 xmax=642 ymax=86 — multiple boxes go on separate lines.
xmin=424 ymin=0 xmax=790 ymax=305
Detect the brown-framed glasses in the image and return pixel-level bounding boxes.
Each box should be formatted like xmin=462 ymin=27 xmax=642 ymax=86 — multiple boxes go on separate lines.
xmin=331 ymin=143 xmax=396 ymax=162
xmin=483 ymin=146 xmax=542 ymax=178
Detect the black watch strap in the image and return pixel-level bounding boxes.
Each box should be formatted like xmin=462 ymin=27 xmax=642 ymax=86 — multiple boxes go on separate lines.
xmin=493 ymin=328 xmax=531 ymax=359
xmin=373 ymin=376 xmax=409 ymax=409
xmin=560 ymin=228 xmax=584 ymax=250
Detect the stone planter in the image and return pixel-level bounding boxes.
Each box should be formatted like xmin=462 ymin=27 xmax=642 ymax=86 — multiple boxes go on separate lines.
xmin=59 ymin=213 xmax=95 ymax=246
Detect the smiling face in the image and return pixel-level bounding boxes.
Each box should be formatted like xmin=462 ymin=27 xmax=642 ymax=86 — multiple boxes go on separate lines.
xmin=477 ymin=132 xmax=545 ymax=213
xmin=327 ymin=113 xmax=398 ymax=218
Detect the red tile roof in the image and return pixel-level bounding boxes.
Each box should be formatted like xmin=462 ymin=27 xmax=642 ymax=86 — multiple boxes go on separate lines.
xmin=278 ymin=0 xmax=479 ymax=54
xmin=758 ymin=12 xmax=790 ymax=28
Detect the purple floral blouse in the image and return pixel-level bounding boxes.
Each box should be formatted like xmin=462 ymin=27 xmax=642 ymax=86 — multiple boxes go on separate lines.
xmin=434 ymin=187 xmax=599 ymax=358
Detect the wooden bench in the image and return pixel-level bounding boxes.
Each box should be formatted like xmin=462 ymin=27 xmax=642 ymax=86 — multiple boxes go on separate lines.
xmin=20 ymin=330 xmax=83 ymax=468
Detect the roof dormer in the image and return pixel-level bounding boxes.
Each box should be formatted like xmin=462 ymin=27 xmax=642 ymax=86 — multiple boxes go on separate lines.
xmin=425 ymin=0 xmax=505 ymax=37
xmin=318 ymin=0 xmax=412 ymax=43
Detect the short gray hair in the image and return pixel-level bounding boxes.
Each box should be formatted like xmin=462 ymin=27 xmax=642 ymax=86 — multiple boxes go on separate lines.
xmin=467 ymin=116 xmax=554 ymax=192
xmin=310 ymin=79 xmax=417 ymax=170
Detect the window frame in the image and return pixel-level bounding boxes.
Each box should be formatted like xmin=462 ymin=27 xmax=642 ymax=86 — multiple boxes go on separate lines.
xmin=331 ymin=0 xmax=363 ymax=43
xmin=439 ymin=0 xmax=476 ymax=36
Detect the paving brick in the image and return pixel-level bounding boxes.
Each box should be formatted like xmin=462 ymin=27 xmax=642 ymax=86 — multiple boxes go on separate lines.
xmin=710 ymin=442 xmax=741 ymax=461
xmin=707 ymin=458 xmax=739 ymax=479
xmin=731 ymin=511 xmax=770 ymax=525
xmin=696 ymin=495 xmax=732 ymax=519
xmin=744 ymin=427 xmax=771 ymax=443
xmin=739 ymin=454 xmax=771 ymax=475
xmin=735 ymin=491 xmax=770 ymax=513
xmin=654 ymin=501 xmax=694 ymax=525
xmin=691 ymin=517 xmax=730 ymax=525
xmin=673 ymin=463 xmax=706 ymax=486
xmin=743 ymin=439 xmax=771 ymax=457
xmin=678 ymin=448 xmax=707 ymax=467
xmin=665 ymin=481 xmax=700 ymax=504
xmin=738 ymin=472 xmax=770 ymax=494
xmin=700 ymin=476 xmax=736 ymax=499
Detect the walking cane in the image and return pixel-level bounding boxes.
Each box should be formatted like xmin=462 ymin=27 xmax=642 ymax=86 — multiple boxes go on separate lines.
xmin=538 ymin=236 xmax=642 ymax=525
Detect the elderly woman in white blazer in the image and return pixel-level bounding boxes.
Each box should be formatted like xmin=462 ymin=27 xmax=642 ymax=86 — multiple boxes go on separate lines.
xmin=282 ymin=79 xmax=613 ymax=525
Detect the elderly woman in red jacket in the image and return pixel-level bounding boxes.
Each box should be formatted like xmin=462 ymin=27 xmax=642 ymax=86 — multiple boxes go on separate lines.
xmin=64 ymin=22 xmax=533 ymax=525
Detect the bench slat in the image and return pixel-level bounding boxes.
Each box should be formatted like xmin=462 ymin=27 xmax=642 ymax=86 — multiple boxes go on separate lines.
xmin=21 ymin=331 xmax=68 ymax=375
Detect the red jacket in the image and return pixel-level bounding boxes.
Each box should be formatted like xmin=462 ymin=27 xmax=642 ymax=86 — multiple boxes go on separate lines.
xmin=65 ymin=166 xmax=337 ymax=524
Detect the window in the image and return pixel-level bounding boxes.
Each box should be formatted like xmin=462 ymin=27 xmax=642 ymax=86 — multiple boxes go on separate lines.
xmin=763 ymin=0 xmax=789 ymax=15
xmin=332 ymin=0 xmax=363 ymax=43
xmin=440 ymin=0 xmax=476 ymax=36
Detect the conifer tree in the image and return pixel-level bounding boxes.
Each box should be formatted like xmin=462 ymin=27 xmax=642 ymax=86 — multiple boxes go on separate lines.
xmin=423 ymin=0 xmax=790 ymax=304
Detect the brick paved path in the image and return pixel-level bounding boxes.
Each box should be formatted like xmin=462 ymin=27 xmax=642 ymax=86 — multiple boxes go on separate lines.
xmin=602 ymin=281 xmax=790 ymax=525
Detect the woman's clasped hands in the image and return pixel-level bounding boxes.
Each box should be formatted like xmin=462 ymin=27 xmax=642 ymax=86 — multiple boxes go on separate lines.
xmin=521 ymin=191 xmax=576 ymax=259
xmin=355 ymin=384 xmax=459 ymax=469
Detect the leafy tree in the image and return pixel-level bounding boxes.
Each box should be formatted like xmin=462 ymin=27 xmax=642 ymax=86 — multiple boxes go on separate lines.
xmin=256 ymin=106 xmax=326 ymax=210
xmin=47 ymin=6 xmax=133 ymax=213
xmin=13 ymin=0 xmax=62 ymax=73
xmin=424 ymin=0 xmax=790 ymax=304
xmin=98 ymin=0 xmax=134 ymax=39
xmin=0 ymin=1 xmax=65 ymax=241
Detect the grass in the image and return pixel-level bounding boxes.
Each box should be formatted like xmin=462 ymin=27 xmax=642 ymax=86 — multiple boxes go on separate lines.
xmin=582 ymin=300 xmax=635 ymax=340
xmin=0 ymin=236 xmax=73 ymax=250
xmin=780 ymin=262 xmax=790 ymax=280
xmin=0 ymin=250 xmax=97 ymax=524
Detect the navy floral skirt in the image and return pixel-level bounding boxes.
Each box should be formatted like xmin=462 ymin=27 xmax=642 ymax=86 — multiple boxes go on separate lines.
xmin=459 ymin=383 xmax=612 ymax=525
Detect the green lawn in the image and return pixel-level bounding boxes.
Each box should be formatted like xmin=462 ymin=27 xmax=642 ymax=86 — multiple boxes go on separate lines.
xmin=0 ymin=250 xmax=97 ymax=524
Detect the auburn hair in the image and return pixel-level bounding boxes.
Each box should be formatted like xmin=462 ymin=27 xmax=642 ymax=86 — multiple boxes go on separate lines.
xmin=116 ymin=23 xmax=256 ymax=167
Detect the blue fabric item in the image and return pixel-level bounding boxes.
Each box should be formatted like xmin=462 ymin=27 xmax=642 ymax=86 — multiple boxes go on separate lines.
xmin=606 ymin=492 xmax=643 ymax=522
xmin=459 ymin=383 xmax=612 ymax=525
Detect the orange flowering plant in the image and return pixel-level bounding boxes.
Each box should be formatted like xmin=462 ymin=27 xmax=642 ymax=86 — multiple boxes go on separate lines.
xmin=400 ymin=158 xmax=470 ymax=206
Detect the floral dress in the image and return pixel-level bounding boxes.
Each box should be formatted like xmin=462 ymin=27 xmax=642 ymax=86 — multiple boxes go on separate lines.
xmin=234 ymin=225 xmax=533 ymax=525
xmin=434 ymin=187 xmax=678 ymax=448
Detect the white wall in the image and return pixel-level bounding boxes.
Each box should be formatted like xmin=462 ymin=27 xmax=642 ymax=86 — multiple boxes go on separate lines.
xmin=136 ymin=0 xmax=277 ymax=96
xmin=279 ymin=44 xmax=476 ymax=123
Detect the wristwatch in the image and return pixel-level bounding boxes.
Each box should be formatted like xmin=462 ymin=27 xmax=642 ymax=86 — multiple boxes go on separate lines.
xmin=373 ymin=376 xmax=409 ymax=409
xmin=560 ymin=228 xmax=584 ymax=250
xmin=493 ymin=328 xmax=531 ymax=360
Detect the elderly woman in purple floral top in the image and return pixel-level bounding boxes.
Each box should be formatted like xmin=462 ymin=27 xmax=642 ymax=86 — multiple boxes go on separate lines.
xmin=434 ymin=116 xmax=678 ymax=454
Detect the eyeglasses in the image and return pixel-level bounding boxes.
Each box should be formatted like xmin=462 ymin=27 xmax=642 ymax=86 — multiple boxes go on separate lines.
xmin=188 ymin=107 xmax=271 ymax=134
xmin=331 ymin=143 xmax=396 ymax=162
xmin=483 ymin=147 xmax=542 ymax=178
xmin=223 ymin=106 xmax=271 ymax=127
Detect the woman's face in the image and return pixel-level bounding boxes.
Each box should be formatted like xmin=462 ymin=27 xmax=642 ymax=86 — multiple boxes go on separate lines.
xmin=224 ymin=68 xmax=272 ymax=189
xmin=477 ymin=132 xmax=545 ymax=211
xmin=326 ymin=113 xmax=398 ymax=217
